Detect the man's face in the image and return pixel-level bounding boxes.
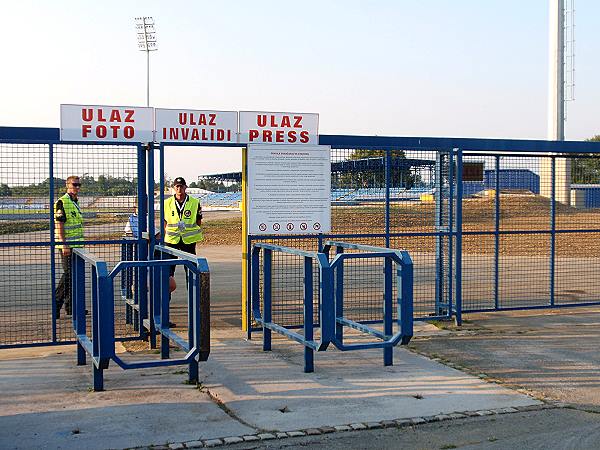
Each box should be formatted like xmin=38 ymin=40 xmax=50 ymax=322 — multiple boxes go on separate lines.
xmin=67 ymin=179 xmax=81 ymax=195
xmin=174 ymin=184 xmax=186 ymax=196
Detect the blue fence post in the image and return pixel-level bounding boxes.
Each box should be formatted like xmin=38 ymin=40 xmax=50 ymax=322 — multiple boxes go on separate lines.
xmin=137 ymin=143 xmax=149 ymax=341
xmin=399 ymin=255 xmax=414 ymax=344
xmin=383 ymin=256 xmax=393 ymax=366
xmin=434 ymin=152 xmax=445 ymax=315
xmin=319 ymin=254 xmax=335 ymax=347
xmin=385 ymin=149 xmax=391 ymax=248
xmin=335 ymin=245 xmax=344 ymax=344
xmin=49 ymin=143 xmax=57 ymax=343
xmin=74 ymin=253 xmax=86 ymax=366
xmin=494 ymin=155 xmax=500 ymax=310
xmin=447 ymin=149 xmax=454 ymax=319
xmin=550 ymin=156 xmax=556 ymax=306
xmin=263 ymin=249 xmax=272 ymax=351
xmin=304 ymin=256 xmax=314 ymax=373
xmin=160 ymin=264 xmax=170 ymax=359
xmin=454 ymin=148 xmax=463 ymax=326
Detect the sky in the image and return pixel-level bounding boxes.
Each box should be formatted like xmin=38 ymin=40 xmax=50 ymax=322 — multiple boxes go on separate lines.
xmin=1 ymin=0 xmax=599 ymax=183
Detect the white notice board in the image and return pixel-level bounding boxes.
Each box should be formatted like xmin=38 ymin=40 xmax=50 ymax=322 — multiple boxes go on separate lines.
xmin=248 ymin=144 xmax=331 ymax=235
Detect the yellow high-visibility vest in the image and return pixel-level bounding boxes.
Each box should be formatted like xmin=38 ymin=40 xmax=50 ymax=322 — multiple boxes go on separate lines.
xmin=164 ymin=195 xmax=203 ymax=244
xmin=55 ymin=193 xmax=84 ymax=249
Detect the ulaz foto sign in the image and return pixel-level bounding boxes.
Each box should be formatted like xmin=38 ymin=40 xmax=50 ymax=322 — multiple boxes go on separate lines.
xmin=60 ymin=104 xmax=318 ymax=145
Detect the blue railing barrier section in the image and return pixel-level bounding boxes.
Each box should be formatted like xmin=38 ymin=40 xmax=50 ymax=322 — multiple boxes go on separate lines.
xmin=250 ymin=241 xmax=413 ymax=372
xmin=72 ymin=246 xmax=210 ymax=391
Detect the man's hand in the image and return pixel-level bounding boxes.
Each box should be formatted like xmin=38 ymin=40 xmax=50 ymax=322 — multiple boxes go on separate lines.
xmin=62 ymin=247 xmax=71 ymax=256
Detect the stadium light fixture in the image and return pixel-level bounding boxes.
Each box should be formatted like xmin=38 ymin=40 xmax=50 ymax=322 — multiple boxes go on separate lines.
xmin=134 ymin=16 xmax=158 ymax=107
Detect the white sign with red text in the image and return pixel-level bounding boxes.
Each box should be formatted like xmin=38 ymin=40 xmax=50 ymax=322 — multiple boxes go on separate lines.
xmin=155 ymin=108 xmax=237 ymax=143
xmin=239 ymin=111 xmax=318 ymax=145
xmin=248 ymin=144 xmax=331 ymax=235
xmin=60 ymin=104 xmax=154 ymax=142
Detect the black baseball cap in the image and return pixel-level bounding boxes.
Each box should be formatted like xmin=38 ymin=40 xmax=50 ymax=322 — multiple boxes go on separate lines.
xmin=173 ymin=177 xmax=187 ymax=186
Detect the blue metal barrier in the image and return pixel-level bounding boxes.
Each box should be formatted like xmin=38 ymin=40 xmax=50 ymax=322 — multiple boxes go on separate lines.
xmin=250 ymin=242 xmax=413 ymax=372
xmin=72 ymin=247 xmax=210 ymax=391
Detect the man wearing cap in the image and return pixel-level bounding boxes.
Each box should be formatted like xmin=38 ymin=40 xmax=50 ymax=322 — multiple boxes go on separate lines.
xmin=163 ymin=177 xmax=203 ymax=276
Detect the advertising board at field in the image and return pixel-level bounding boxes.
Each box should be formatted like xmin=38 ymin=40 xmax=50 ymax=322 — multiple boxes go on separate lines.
xmin=60 ymin=104 xmax=154 ymax=142
xmin=247 ymin=144 xmax=331 ymax=235
xmin=239 ymin=111 xmax=319 ymax=145
xmin=155 ymin=108 xmax=237 ymax=143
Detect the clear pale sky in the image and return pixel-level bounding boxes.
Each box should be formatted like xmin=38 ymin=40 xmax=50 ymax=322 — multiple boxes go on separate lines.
xmin=1 ymin=1 xmax=599 ymax=182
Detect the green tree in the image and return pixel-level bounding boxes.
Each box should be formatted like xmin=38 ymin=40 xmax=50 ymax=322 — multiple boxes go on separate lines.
xmin=0 ymin=183 xmax=12 ymax=196
xmin=571 ymin=135 xmax=600 ymax=183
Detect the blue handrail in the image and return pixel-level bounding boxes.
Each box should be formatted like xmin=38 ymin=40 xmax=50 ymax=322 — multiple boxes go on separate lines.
xmin=250 ymin=241 xmax=413 ymax=372
xmin=72 ymin=247 xmax=210 ymax=391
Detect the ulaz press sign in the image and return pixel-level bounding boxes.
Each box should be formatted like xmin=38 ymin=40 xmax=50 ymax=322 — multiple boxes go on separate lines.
xmin=60 ymin=104 xmax=154 ymax=142
xmin=155 ymin=108 xmax=237 ymax=143
xmin=239 ymin=111 xmax=318 ymax=145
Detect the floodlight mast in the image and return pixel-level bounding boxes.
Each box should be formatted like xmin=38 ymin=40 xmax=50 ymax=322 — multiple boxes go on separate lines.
xmin=135 ymin=16 xmax=158 ymax=107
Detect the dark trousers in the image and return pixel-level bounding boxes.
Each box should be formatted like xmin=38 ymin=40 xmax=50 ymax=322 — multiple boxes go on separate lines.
xmin=166 ymin=241 xmax=197 ymax=278
xmin=55 ymin=251 xmax=72 ymax=314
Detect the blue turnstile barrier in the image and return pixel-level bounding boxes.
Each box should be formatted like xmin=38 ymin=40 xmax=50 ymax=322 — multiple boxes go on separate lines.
xmin=72 ymin=246 xmax=210 ymax=391
xmin=250 ymin=241 xmax=413 ymax=372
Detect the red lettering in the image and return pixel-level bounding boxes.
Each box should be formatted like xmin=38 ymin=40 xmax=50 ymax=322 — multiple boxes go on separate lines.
xmin=163 ymin=128 xmax=167 ymax=139
xmin=109 ymin=110 xmax=121 ymax=122
xmin=169 ymin=128 xmax=179 ymax=140
xmin=227 ymin=130 xmax=231 ymax=141
xmin=281 ymin=115 xmax=291 ymax=127
xmin=182 ymin=128 xmax=190 ymax=140
xmin=263 ymin=130 xmax=273 ymax=142
xmin=270 ymin=115 xmax=278 ymax=127
xmin=82 ymin=109 xmax=93 ymax=122
xmin=249 ymin=130 xmax=259 ymax=141
xmin=257 ymin=115 xmax=267 ymax=127
xmin=209 ymin=114 xmax=216 ymax=125
xmin=178 ymin=113 xmax=187 ymax=125
xmin=293 ymin=116 xmax=302 ymax=128
xmin=97 ymin=109 xmax=106 ymax=122
xmin=217 ymin=129 xmax=225 ymax=141
xmin=124 ymin=126 xmax=134 ymax=139
xmin=275 ymin=130 xmax=284 ymax=142
xmin=96 ymin=125 xmax=107 ymax=138
xmin=110 ymin=125 xmax=120 ymax=138
xmin=191 ymin=128 xmax=199 ymax=140
xmin=287 ymin=130 xmax=297 ymax=143
xmin=82 ymin=124 xmax=92 ymax=137
xmin=124 ymin=110 xmax=135 ymax=123
xmin=198 ymin=114 xmax=206 ymax=126
xmin=299 ymin=130 xmax=309 ymax=143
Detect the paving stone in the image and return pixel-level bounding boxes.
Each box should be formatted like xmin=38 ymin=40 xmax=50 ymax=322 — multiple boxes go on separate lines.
xmin=448 ymin=413 xmax=466 ymax=420
xmin=463 ymin=411 xmax=481 ymax=417
xmin=319 ymin=426 xmax=336 ymax=434
xmin=395 ymin=419 xmax=414 ymax=427
xmin=168 ymin=444 xmax=185 ymax=450
xmin=434 ymin=414 xmax=451 ymax=422
xmin=242 ymin=435 xmax=260 ymax=442
xmin=184 ymin=441 xmax=203 ymax=449
xmin=500 ymin=407 xmax=518 ymax=414
xmin=203 ymin=439 xmax=223 ymax=447
xmin=223 ymin=437 xmax=244 ymax=444
xmin=304 ymin=428 xmax=322 ymax=435
xmin=410 ymin=418 xmax=426 ymax=425
xmin=333 ymin=425 xmax=352 ymax=432
xmin=365 ymin=422 xmax=383 ymax=429
xmin=476 ymin=410 xmax=493 ymax=416
xmin=275 ymin=432 xmax=288 ymax=439
xmin=350 ymin=423 xmax=367 ymax=430
xmin=257 ymin=433 xmax=276 ymax=440
xmin=287 ymin=431 xmax=306 ymax=437
xmin=380 ymin=420 xmax=397 ymax=428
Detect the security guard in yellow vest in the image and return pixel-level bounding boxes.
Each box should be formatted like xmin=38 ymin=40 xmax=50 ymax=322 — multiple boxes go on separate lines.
xmin=54 ymin=176 xmax=84 ymax=318
xmin=163 ymin=176 xmax=203 ymax=279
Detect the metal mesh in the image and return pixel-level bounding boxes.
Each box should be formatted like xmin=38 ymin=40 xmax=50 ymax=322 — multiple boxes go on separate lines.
xmin=0 ymin=142 xmax=138 ymax=346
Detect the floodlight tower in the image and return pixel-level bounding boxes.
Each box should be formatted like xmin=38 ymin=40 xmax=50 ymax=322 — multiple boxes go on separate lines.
xmin=543 ymin=0 xmax=575 ymax=205
xmin=135 ymin=16 xmax=158 ymax=107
